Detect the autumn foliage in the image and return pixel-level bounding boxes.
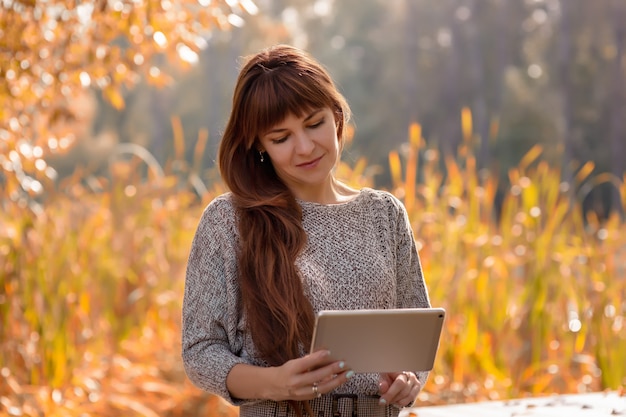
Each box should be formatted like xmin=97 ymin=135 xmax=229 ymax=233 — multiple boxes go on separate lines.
xmin=2 ymin=117 xmax=626 ymax=415
xmin=0 ymin=0 xmax=256 ymax=209
xmin=2 ymin=2 xmax=626 ymax=416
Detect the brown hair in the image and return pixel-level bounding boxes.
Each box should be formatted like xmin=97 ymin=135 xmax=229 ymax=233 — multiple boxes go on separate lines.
xmin=217 ymin=45 xmax=350 ymax=368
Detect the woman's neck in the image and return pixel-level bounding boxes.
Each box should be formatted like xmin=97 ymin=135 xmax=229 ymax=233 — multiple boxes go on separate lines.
xmin=292 ymin=177 xmax=360 ymax=205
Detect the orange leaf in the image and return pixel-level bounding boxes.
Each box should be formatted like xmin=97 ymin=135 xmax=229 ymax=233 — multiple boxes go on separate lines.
xmin=103 ymin=87 xmax=125 ymax=110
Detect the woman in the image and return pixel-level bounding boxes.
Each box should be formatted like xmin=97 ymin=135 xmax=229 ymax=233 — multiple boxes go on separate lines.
xmin=182 ymin=44 xmax=431 ymax=417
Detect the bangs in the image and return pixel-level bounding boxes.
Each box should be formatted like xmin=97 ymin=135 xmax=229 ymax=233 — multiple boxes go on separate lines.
xmin=240 ymin=69 xmax=334 ymax=148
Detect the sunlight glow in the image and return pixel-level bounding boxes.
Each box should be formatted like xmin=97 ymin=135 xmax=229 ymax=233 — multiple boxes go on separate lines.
xmin=112 ymin=1 xmax=124 ymax=12
xmin=124 ymin=185 xmax=137 ymax=197
xmin=240 ymin=0 xmax=258 ymax=15
xmin=455 ymin=6 xmax=470 ymax=21
xmin=48 ymin=137 xmax=58 ymax=150
xmin=313 ymin=0 xmax=331 ymax=16
xmin=149 ymin=67 xmax=161 ymax=78
xmin=79 ymin=72 xmax=91 ymax=87
xmin=529 ymin=206 xmax=541 ymax=218
xmin=59 ymin=136 xmax=72 ymax=149
xmin=282 ymin=7 xmax=298 ymax=26
xmin=605 ymin=305 xmax=616 ymax=318
xmin=227 ymin=13 xmax=245 ymax=27
xmin=31 ymin=179 xmax=43 ymax=194
xmin=76 ymin=3 xmax=94 ymax=25
xmin=43 ymin=29 xmax=55 ymax=42
xmin=437 ymin=28 xmax=452 ymax=47
xmin=96 ymin=46 xmax=107 ymax=60
xmin=532 ymin=9 xmax=547 ymax=24
xmin=18 ymin=142 xmax=33 ymax=158
xmin=194 ymin=36 xmax=208 ymax=50
xmin=568 ymin=319 xmax=582 ymax=333
xmin=133 ymin=53 xmax=145 ymax=66
xmin=45 ymin=167 xmax=57 ymax=180
xmin=153 ymin=31 xmax=167 ymax=47
xmin=177 ymin=43 xmax=199 ymax=64
xmin=528 ymin=64 xmax=543 ymax=79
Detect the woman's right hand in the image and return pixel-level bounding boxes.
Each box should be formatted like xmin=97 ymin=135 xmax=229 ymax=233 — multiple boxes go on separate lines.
xmin=266 ymin=350 xmax=355 ymax=401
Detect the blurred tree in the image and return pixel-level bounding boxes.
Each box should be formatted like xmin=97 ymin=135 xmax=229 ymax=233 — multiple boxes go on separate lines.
xmin=10 ymin=0 xmax=624 ymax=215
xmin=0 ymin=0 xmax=255 ymax=209
xmin=541 ymin=0 xmax=625 ymax=215
xmin=607 ymin=0 xmax=626 ymax=216
xmin=556 ymin=0 xmax=575 ymax=188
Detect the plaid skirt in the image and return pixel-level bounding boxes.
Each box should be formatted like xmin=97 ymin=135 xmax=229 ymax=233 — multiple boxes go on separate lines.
xmin=239 ymin=394 xmax=398 ymax=417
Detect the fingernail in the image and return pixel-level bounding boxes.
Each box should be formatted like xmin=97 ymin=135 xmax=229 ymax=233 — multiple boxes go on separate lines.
xmin=338 ymin=361 xmax=345 ymax=369
xmin=346 ymin=371 xmax=355 ymax=379
xmin=379 ymin=398 xmax=387 ymax=405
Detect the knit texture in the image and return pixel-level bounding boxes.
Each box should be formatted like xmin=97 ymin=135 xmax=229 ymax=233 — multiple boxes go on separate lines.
xmin=181 ymin=187 xmax=431 ymax=417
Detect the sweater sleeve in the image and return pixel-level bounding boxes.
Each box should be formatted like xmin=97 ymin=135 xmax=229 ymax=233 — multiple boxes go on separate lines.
xmin=392 ymin=196 xmax=432 ymax=392
xmin=181 ymin=197 xmax=251 ymax=405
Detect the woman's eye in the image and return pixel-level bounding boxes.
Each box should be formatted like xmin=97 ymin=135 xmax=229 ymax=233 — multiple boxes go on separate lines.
xmin=311 ymin=119 xmax=324 ymax=128
xmin=272 ymin=136 xmax=288 ymax=144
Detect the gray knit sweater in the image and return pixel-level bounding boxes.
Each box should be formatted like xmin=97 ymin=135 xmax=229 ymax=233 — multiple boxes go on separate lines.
xmin=182 ymin=187 xmax=431 ymax=417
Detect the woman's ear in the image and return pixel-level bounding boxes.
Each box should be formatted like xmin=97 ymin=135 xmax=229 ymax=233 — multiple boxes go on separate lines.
xmin=254 ymin=141 xmax=265 ymax=153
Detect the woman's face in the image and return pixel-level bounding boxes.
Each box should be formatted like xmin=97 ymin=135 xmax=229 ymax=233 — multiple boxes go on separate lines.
xmin=258 ymin=107 xmax=340 ymax=199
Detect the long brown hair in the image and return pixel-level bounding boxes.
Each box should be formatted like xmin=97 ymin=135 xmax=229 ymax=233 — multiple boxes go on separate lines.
xmin=217 ymin=45 xmax=350 ymax=368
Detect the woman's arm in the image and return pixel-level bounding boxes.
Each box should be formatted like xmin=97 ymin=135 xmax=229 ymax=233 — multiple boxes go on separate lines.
xmin=182 ymin=199 xmax=251 ymax=404
xmin=226 ymin=351 xmax=354 ymax=402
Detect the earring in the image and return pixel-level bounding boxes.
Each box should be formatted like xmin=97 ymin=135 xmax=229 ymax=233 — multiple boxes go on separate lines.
xmin=259 ymin=151 xmax=265 ymax=163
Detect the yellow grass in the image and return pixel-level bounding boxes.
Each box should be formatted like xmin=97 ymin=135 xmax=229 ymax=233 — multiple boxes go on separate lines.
xmin=1 ymin=122 xmax=625 ymax=415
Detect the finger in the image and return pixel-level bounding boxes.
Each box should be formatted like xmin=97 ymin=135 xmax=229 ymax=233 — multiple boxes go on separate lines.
xmin=377 ymin=372 xmax=397 ymax=395
xmin=313 ymin=367 xmax=356 ymax=398
xmin=378 ymin=372 xmax=412 ymax=406
xmin=293 ymin=350 xmax=333 ymax=373
xmin=286 ymin=358 xmax=353 ymax=401
xmin=391 ymin=373 xmax=420 ymax=407
xmin=279 ymin=352 xmax=336 ymax=400
xmin=318 ymin=360 xmax=351 ymax=384
xmin=306 ymin=359 xmax=351 ymax=387
xmin=378 ymin=379 xmax=390 ymax=395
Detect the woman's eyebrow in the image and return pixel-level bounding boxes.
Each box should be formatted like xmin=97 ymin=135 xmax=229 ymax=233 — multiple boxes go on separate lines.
xmin=303 ymin=108 xmax=323 ymax=122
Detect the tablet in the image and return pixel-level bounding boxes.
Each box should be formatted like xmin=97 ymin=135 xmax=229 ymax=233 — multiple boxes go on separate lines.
xmin=309 ymin=308 xmax=445 ymax=373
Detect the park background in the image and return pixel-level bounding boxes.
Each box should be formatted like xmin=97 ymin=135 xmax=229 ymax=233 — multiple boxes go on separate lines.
xmin=1 ymin=0 xmax=625 ymax=415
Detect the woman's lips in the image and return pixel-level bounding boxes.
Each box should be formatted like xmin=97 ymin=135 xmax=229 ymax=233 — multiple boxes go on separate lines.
xmin=297 ymin=155 xmax=323 ymax=168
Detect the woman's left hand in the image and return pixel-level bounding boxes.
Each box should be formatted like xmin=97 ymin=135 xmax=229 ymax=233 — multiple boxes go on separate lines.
xmin=378 ymin=371 xmax=420 ymax=407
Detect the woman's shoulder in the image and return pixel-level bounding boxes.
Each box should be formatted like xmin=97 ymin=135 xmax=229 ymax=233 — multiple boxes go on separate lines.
xmin=359 ymin=187 xmax=405 ymax=211
xmin=205 ymin=192 xmax=235 ymax=210
xmin=198 ymin=192 xmax=237 ymax=227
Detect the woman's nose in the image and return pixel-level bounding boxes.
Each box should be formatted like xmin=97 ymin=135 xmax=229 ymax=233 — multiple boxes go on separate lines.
xmin=294 ymin=132 xmax=315 ymax=154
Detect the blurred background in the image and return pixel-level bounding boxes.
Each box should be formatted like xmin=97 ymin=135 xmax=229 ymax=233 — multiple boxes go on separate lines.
xmin=1 ymin=0 xmax=625 ymax=416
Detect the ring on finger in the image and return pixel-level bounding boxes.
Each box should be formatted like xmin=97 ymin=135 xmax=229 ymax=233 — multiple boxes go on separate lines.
xmin=403 ymin=371 xmax=413 ymax=386
xmin=312 ymin=382 xmax=321 ymax=398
